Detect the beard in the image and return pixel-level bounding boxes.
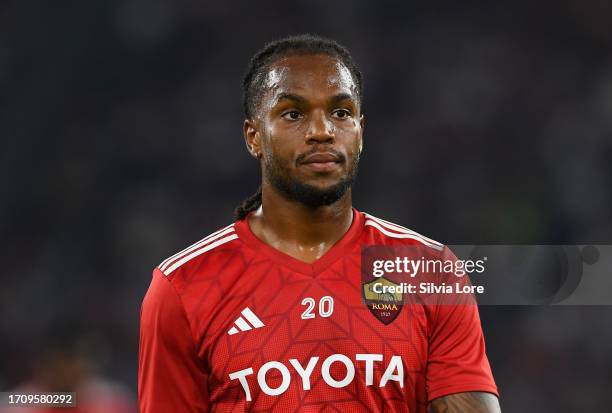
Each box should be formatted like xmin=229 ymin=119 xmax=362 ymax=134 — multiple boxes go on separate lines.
xmin=263 ymin=150 xmax=359 ymax=208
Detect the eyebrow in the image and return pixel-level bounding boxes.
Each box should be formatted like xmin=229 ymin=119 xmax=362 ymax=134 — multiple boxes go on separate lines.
xmin=274 ymin=93 xmax=307 ymax=105
xmin=330 ymin=93 xmax=355 ymax=105
xmin=274 ymin=92 xmax=357 ymax=106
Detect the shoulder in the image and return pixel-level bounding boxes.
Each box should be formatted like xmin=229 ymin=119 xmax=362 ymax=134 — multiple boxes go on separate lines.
xmin=360 ymin=211 xmax=445 ymax=252
xmin=156 ymin=222 xmax=241 ymax=280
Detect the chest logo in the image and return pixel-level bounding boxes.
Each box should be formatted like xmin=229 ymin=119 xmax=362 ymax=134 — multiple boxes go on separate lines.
xmin=362 ymin=277 xmax=404 ymax=325
xmin=228 ymin=307 xmax=265 ymax=335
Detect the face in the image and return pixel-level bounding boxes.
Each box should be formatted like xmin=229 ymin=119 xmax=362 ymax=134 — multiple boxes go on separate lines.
xmin=244 ymin=54 xmax=364 ymax=208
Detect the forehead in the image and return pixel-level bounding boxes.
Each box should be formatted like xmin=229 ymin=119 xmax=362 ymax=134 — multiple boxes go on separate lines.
xmin=263 ymin=54 xmax=358 ymax=102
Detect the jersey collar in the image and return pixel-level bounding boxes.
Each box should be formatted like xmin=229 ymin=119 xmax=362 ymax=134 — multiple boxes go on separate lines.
xmin=235 ymin=207 xmax=364 ymax=275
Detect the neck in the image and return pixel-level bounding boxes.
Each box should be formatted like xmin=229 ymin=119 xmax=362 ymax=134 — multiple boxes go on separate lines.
xmin=247 ymin=181 xmax=354 ymax=262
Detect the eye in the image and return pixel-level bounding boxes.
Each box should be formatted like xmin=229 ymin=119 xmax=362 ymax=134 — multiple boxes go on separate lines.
xmin=281 ymin=111 xmax=303 ymax=120
xmin=332 ymin=109 xmax=352 ymax=119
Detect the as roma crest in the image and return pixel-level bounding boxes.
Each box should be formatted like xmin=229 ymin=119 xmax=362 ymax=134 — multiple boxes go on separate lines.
xmin=362 ymin=277 xmax=404 ymax=325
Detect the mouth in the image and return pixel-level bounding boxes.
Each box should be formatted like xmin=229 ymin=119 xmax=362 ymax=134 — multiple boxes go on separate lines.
xmin=299 ymin=152 xmax=343 ymax=172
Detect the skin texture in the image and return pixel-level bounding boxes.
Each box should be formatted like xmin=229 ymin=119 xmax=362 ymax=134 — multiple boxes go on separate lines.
xmin=430 ymin=392 xmax=501 ymax=413
xmin=243 ymin=54 xmax=363 ymax=263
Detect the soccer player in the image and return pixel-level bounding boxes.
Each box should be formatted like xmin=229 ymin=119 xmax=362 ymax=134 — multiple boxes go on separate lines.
xmin=138 ymin=34 xmax=500 ymax=412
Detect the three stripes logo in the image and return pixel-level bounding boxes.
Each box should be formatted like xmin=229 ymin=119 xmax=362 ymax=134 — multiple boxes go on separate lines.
xmin=228 ymin=307 xmax=265 ymax=335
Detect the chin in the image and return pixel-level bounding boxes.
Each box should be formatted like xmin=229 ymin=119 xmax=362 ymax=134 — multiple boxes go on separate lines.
xmin=305 ymin=180 xmax=344 ymax=192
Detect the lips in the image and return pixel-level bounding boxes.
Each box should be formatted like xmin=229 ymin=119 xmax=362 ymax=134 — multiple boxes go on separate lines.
xmin=301 ymin=152 xmax=341 ymax=164
xmin=299 ymin=152 xmax=342 ymax=172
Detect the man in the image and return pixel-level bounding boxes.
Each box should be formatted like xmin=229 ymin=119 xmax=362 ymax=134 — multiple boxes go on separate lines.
xmin=139 ymin=34 xmax=500 ymax=412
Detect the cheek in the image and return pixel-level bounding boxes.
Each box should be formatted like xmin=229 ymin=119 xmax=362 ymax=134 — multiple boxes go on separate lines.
xmin=266 ymin=122 xmax=305 ymax=149
xmin=262 ymin=125 xmax=297 ymax=162
xmin=348 ymin=142 xmax=361 ymax=161
xmin=338 ymin=118 xmax=360 ymax=133
xmin=339 ymin=121 xmax=362 ymax=151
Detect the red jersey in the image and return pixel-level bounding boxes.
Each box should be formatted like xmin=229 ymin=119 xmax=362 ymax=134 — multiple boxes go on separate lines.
xmin=138 ymin=209 xmax=497 ymax=412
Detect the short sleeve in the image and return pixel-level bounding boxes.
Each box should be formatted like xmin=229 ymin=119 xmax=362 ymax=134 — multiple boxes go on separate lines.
xmin=426 ymin=247 xmax=499 ymax=402
xmin=138 ymin=268 xmax=210 ymax=413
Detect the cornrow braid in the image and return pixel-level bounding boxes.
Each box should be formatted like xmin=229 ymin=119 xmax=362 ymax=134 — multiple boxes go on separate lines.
xmin=234 ymin=34 xmax=363 ymax=221
xmin=242 ymin=34 xmax=363 ymax=119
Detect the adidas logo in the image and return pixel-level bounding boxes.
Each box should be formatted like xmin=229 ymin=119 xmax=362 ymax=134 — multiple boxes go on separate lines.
xmin=227 ymin=307 xmax=265 ymax=335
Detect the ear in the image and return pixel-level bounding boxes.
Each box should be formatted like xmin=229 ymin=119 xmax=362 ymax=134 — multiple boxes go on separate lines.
xmin=243 ymin=118 xmax=262 ymax=160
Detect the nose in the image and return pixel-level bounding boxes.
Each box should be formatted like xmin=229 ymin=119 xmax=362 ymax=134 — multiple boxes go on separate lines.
xmin=305 ymin=109 xmax=335 ymax=144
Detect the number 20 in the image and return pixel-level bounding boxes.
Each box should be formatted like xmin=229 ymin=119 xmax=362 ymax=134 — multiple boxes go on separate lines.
xmin=301 ymin=296 xmax=334 ymax=319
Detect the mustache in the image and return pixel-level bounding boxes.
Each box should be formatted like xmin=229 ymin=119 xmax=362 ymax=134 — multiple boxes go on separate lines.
xmin=296 ymin=149 xmax=346 ymax=165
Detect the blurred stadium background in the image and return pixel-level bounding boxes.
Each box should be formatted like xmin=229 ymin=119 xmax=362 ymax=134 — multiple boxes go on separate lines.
xmin=1 ymin=1 xmax=611 ymax=412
